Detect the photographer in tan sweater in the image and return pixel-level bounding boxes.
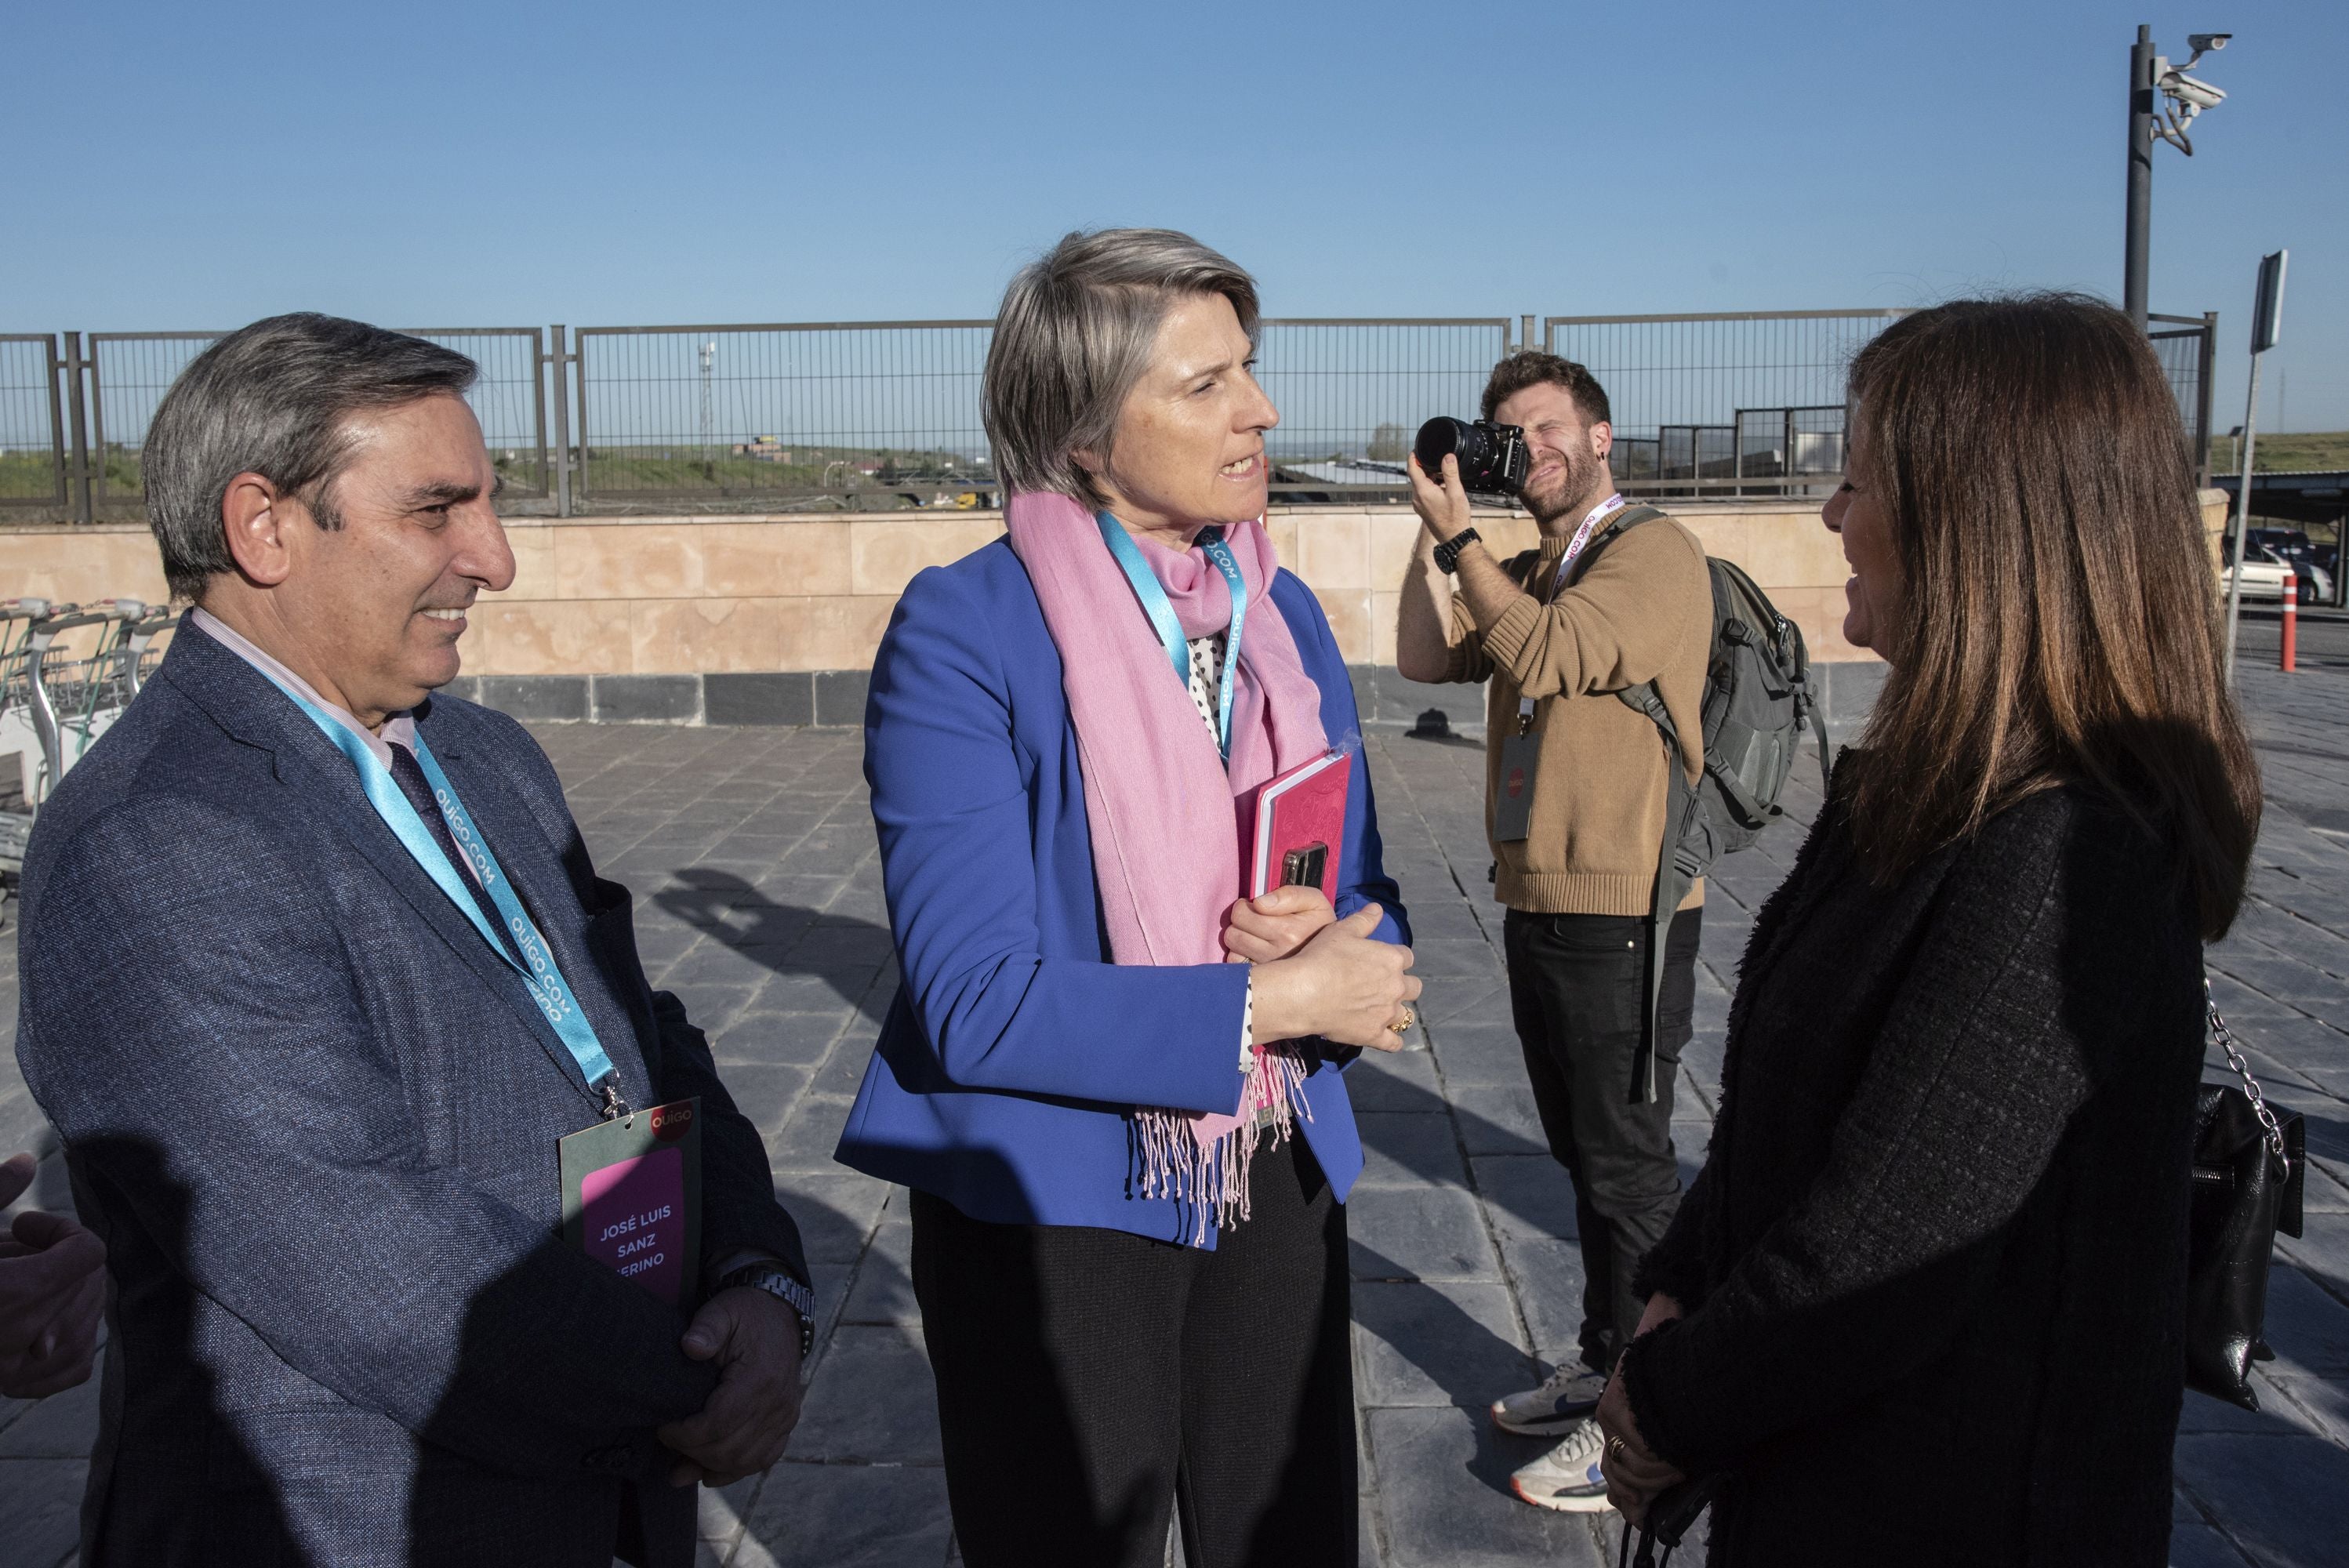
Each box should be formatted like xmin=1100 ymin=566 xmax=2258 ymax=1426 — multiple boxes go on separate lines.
xmin=1396 ymin=352 xmax=1711 ymax=1515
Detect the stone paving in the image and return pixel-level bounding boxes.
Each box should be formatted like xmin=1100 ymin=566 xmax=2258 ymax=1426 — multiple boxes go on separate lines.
xmin=0 ymin=666 xmax=2345 ymax=1566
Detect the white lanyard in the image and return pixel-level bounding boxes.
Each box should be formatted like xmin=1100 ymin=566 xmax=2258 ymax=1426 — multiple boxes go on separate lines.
xmin=1519 ymin=494 xmax=1626 ymax=720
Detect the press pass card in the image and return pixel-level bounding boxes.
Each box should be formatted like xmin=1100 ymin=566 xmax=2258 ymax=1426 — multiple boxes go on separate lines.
xmin=560 ymin=1098 xmax=703 ymax=1307
xmin=1491 ymin=729 xmax=1541 ymax=842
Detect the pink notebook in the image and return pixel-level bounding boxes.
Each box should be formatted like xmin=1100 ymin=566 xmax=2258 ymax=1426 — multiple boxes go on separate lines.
xmin=1243 ymin=750 xmax=1351 ymax=901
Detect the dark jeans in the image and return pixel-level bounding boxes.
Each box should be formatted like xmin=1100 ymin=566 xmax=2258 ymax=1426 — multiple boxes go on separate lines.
xmin=909 ymin=1138 xmax=1356 ymax=1568
xmin=1504 ymin=905 xmax=1701 ymax=1373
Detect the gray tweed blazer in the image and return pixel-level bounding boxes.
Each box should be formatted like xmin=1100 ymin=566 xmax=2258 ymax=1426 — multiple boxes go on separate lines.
xmin=16 ymin=620 xmax=804 ymax=1567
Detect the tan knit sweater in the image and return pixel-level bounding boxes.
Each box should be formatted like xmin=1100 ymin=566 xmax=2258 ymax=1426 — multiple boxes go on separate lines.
xmin=1436 ymin=514 xmax=1714 ymax=915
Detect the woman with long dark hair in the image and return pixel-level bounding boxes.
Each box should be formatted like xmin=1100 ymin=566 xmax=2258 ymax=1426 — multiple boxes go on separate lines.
xmin=1593 ymin=293 xmax=2262 ymax=1564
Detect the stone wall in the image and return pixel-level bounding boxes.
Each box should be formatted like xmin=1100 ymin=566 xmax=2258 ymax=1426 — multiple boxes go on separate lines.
xmin=0 ymin=491 xmax=2230 ymax=726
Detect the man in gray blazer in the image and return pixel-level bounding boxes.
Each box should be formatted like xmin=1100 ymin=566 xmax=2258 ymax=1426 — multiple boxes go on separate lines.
xmin=16 ymin=314 xmax=813 ymax=1566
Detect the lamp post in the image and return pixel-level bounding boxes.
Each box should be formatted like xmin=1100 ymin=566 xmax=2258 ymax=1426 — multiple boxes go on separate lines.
xmin=2122 ymin=27 xmax=2233 ymax=332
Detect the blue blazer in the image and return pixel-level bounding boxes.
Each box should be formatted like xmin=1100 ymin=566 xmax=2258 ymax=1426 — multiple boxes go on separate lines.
xmin=835 ymin=538 xmax=1409 ymax=1247
xmin=15 ymin=622 xmax=804 ymax=1568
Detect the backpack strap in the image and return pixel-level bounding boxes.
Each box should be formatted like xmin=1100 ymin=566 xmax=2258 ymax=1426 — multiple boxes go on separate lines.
xmin=1625 ymin=682 xmax=1708 ymax=1105
xmin=1579 ymin=503 xmax=1697 ymax=1106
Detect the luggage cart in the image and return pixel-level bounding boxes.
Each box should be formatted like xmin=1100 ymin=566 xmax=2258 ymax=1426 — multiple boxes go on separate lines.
xmin=119 ymin=600 xmax=176 ymax=698
xmin=25 ymin=601 xmax=143 ymax=805
xmin=0 ymin=599 xmax=172 ymax=888
xmin=0 ymin=599 xmax=65 ymax=878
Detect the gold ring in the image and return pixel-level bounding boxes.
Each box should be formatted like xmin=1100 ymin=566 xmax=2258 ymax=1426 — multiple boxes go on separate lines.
xmin=1607 ymin=1436 xmax=1628 ymax=1460
xmin=1389 ymin=1007 xmax=1415 ymax=1034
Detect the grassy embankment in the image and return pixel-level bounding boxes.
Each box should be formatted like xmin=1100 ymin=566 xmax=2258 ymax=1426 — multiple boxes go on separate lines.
xmin=2213 ymin=431 xmax=2349 ymax=474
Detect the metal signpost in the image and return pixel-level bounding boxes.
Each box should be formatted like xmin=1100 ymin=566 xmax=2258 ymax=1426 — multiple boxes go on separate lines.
xmin=2224 ymin=249 xmax=2289 ymax=684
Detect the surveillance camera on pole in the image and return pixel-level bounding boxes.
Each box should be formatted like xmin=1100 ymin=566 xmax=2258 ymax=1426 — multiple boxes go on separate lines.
xmin=2153 ymin=56 xmax=2227 ymax=153
xmin=2124 ymin=26 xmax=2235 ymax=328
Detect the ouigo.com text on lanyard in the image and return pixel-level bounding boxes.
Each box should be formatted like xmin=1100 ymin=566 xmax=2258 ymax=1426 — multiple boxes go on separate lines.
xmin=262 ymin=677 xmax=627 ymax=1115
xmin=1518 ymin=492 xmax=1625 ymax=730
xmin=1096 ymin=512 xmax=1248 ymax=758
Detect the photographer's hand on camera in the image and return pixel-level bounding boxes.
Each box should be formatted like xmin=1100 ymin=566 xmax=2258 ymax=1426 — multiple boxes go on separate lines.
xmin=1408 ymin=452 xmax=1529 ymax=628
xmin=1246 ymin=904 xmax=1419 ymax=1051
xmin=1407 ymin=452 xmax=1476 ymax=546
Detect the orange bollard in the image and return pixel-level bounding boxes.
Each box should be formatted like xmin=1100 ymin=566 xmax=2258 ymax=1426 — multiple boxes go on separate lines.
xmin=2281 ymin=572 xmax=2297 ymax=672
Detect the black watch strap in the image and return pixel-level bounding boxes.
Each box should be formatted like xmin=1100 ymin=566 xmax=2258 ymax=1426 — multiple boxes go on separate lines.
xmin=1433 ymin=527 xmax=1481 ymax=575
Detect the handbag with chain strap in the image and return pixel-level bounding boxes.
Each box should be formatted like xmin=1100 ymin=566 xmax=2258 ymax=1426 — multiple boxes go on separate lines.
xmin=1616 ymin=1474 xmax=1722 ymax=1568
xmin=2187 ymin=981 xmax=2307 ymax=1410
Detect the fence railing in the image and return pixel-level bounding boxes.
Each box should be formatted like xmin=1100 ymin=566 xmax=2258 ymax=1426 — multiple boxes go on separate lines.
xmin=1545 ymin=310 xmax=1905 ymax=496
xmin=2149 ymin=312 xmax=2219 ymax=488
xmin=0 ymin=336 xmax=67 ymax=512
xmin=572 ymin=320 xmax=994 ymax=506
xmin=2 ymin=307 xmax=2220 ymax=520
xmin=58 ymin=328 xmax=554 ymax=517
xmin=561 ymin=317 xmax=1514 ymax=508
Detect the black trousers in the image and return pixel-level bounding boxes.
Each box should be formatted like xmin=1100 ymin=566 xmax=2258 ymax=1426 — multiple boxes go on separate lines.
xmin=1504 ymin=905 xmax=1701 ymax=1373
xmin=909 ymin=1138 xmax=1356 ymax=1568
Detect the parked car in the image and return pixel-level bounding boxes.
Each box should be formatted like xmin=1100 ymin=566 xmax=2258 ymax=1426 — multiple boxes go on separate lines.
xmin=2246 ymin=528 xmax=2336 ymax=604
xmin=2222 ymin=540 xmax=2294 ymax=603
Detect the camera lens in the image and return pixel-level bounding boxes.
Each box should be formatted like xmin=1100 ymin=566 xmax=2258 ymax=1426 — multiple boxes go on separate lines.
xmin=1414 ymin=417 xmax=1527 ymax=495
xmin=1414 ymin=417 xmax=1480 ymax=476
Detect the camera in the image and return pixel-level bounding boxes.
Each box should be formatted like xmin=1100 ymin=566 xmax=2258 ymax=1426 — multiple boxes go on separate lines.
xmin=2162 ymin=70 xmax=2226 ymax=111
xmin=1414 ymin=418 xmax=1530 ymax=495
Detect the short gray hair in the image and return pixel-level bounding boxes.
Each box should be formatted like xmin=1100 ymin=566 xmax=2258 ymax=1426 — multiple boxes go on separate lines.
xmin=983 ymin=229 xmax=1260 ymax=505
xmin=143 ymin=312 xmax=477 ymax=601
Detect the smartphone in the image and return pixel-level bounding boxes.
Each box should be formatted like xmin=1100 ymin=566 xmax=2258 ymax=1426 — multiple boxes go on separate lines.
xmin=1280 ymin=842 xmax=1328 ymax=891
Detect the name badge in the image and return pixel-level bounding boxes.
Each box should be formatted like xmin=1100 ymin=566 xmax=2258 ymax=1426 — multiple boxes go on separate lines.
xmin=561 ymin=1097 xmax=704 ymax=1307
xmin=1492 ymin=727 xmax=1541 ymax=842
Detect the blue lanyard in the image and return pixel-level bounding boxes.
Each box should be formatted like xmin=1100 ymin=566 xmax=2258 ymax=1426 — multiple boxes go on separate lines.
xmin=270 ymin=684 xmax=622 ymax=1102
xmin=1095 ymin=513 xmax=1248 ymax=757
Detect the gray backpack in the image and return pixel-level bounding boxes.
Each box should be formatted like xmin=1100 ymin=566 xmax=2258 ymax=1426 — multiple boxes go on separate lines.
xmin=1575 ymin=506 xmax=1832 ymax=1102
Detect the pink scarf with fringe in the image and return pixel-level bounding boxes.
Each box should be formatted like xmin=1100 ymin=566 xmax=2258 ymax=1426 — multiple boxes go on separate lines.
xmin=1005 ymin=491 xmax=1331 ymax=1238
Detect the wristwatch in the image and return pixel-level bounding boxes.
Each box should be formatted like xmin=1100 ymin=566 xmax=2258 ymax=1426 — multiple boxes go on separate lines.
xmin=1432 ymin=526 xmax=1481 ymax=575
xmin=717 ymin=1261 xmax=818 ymax=1358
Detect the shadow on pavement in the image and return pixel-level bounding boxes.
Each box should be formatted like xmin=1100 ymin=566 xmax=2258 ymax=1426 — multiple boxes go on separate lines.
xmin=1349 ymin=1058 xmax=1599 ymax=1249
xmin=652 ymin=869 xmax=895 ymax=1022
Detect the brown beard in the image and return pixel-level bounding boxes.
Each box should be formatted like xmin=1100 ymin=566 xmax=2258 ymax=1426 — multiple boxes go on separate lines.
xmin=1522 ymin=427 xmax=1602 ymax=526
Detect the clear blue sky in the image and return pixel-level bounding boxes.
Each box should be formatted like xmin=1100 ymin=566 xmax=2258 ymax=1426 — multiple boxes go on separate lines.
xmin=7 ymin=0 xmax=2343 ymax=430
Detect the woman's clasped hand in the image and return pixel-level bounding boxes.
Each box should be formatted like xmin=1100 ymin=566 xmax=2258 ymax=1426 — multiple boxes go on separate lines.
xmin=1596 ymin=1293 xmax=1686 ymax=1524
xmin=1224 ymin=884 xmax=1419 ymax=1050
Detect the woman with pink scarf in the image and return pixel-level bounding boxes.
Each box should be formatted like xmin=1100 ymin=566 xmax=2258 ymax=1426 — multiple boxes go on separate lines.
xmin=835 ymin=229 xmax=1418 ymax=1566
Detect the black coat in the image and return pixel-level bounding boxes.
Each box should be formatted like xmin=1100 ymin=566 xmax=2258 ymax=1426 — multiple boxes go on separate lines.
xmin=1624 ymin=772 xmax=2206 ymax=1567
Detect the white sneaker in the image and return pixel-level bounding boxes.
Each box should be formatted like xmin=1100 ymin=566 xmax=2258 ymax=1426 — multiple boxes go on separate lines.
xmin=1509 ymin=1420 xmax=1614 ymax=1514
xmin=1490 ymin=1364 xmax=1608 ymax=1437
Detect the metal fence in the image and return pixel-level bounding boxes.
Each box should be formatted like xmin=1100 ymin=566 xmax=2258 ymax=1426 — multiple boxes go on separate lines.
xmin=1255 ymin=319 xmax=1509 ymax=496
xmin=85 ymin=332 xmax=220 ymax=510
xmin=561 ymin=317 xmax=1512 ymax=507
xmin=572 ymin=321 xmax=993 ymax=506
xmin=20 ymin=328 xmax=552 ymax=520
xmin=4 ymin=307 xmax=2220 ymax=520
xmin=1545 ymin=310 xmax=1908 ymax=496
xmin=0 ymin=336 xmax=65 ymax=510
xmin=2148 ymin=312 xmax=2218 ymax=487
